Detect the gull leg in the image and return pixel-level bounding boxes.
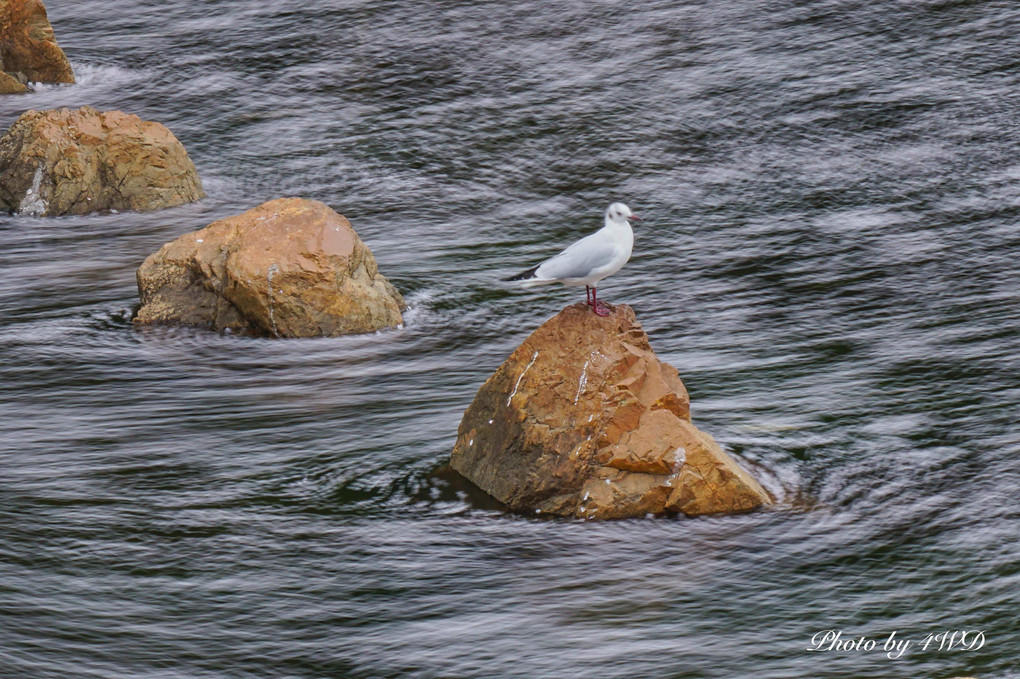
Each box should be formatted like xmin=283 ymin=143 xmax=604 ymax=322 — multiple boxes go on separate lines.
xmin=585 ymin=286 xmax=593 ymax=306
xmin=591 ymin=287 xmax=610 ymax=316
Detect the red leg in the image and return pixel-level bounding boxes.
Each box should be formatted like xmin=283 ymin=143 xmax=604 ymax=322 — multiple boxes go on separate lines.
xmin=585 ymin=285 xmax=593 ymax=306
xmin=591 ymin=287 xmax=610 ymax=316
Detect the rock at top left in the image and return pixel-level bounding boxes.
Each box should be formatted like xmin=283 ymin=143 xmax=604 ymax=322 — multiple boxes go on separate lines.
xmin=0 ymin=106 xmax=205 ymax=216
xmin=0 ymin=0 xmax=75 ymax=89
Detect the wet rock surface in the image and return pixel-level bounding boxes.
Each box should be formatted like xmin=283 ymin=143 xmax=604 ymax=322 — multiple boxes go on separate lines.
xmin=135 ymin=197 xmax=406 ymax=337
xmin=0 ymin=70 xmax=29 ymax=94
xmin=0 ymin=106 xmax=204 ymax=215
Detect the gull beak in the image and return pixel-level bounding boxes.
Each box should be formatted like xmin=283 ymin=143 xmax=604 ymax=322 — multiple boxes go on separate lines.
xmin=629 ymin=213 xmax=642 ymax=222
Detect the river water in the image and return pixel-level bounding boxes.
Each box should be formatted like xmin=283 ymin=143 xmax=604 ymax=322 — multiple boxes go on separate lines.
xmin=2 ymin=1 xmax=1018 ymax=677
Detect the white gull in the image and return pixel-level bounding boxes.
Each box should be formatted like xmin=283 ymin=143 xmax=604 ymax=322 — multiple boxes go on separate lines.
xmin=504 ymin=202 xmax=639 ymax=316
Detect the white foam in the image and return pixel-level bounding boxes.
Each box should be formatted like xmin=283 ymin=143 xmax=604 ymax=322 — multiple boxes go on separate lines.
xmin=25 ymin=62 xmax=151 ymax=103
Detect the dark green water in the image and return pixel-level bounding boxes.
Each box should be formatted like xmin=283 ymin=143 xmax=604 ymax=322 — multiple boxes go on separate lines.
xmin=1 ymin=1 xmax=1018 ymax=677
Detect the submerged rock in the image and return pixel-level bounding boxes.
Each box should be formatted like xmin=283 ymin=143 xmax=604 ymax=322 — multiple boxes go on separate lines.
xmin=0 ymin=106 xmax=204 ymax=215
xmin=134 ymin=197 xmax=406 ymax=337
xmin=450 ymin=303 xmax=772 ymax=519
xmin=0 ymin=0 xmax=75 ymax=87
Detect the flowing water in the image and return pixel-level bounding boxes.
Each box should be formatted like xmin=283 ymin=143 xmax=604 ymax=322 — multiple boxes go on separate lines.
xmin=2 ymin=1 xmax=1019 ymax=677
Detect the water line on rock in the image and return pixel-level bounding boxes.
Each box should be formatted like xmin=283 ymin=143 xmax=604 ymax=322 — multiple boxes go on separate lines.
xmin=507 ymin=351 xmax=539 ymax=406
xmin=266 ymin=263 xmax=280 ymax=338
xmin=574 ymin=357 xmax=591 ymax=405
xmin=19 ymin=166 xmax=47 ymax=216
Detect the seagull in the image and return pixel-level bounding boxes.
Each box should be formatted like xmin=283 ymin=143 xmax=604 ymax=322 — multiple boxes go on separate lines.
xmin=504 ymin=202 xmax=639 ymax=316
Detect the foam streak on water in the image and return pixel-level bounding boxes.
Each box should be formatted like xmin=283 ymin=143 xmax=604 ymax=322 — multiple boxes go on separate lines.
xmin=1 ymin=1 xmax=1019 ymax=678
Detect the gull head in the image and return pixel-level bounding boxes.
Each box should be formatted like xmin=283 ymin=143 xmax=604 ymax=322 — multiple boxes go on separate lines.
xmin=606 ymin=202 xmax=640 ymax=224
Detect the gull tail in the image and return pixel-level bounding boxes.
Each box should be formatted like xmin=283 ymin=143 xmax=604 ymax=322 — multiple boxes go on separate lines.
xmin=503 ymin=264 xmax=540 ymax=282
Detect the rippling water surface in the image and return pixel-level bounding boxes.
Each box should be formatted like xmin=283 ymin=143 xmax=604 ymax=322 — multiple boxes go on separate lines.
xmin=2 ymin=1 xmax=1019 ymax=677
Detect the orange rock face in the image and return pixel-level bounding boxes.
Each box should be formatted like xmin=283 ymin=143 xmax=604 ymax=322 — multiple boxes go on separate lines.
xmin=450 ymin=303 xmax=772 ymax=519
xmin=134 ymin=198 xmax=406 ymax=337
xmin=0 ymin=106 xmax=204 ymax=215
xmin=0 ymin=0 xmax=75 ymax=85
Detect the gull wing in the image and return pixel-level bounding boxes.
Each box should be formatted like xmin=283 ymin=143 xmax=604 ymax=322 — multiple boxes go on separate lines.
xmin=534 ymin=230 xmax=618 ymax=281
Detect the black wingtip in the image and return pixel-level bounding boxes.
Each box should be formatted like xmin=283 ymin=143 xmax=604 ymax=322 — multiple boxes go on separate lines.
xmin=503 ymin=264 xmax=540 ymax=282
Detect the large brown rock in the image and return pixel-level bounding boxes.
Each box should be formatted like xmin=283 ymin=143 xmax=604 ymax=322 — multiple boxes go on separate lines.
xmin=0 ymin=0 xmax=75 ymax=86
xmin=134 ymin=198 xmax=406 ymax=337
xmin=0 ymin=106 xmax=204 ymax=215
xmin=450 ymin=303 xmax=772 ymax=519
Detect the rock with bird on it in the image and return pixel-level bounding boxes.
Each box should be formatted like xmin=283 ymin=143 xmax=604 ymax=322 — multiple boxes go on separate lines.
xmin=450 ymin=303 xmax=772 ymax=519
xmin=134 ymin=197 xmax=406 ymax=338
xmin=0 ymin=106 xmax=204 ymax=215
xmin=0 ymin=0 xmax=75 ymax=91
